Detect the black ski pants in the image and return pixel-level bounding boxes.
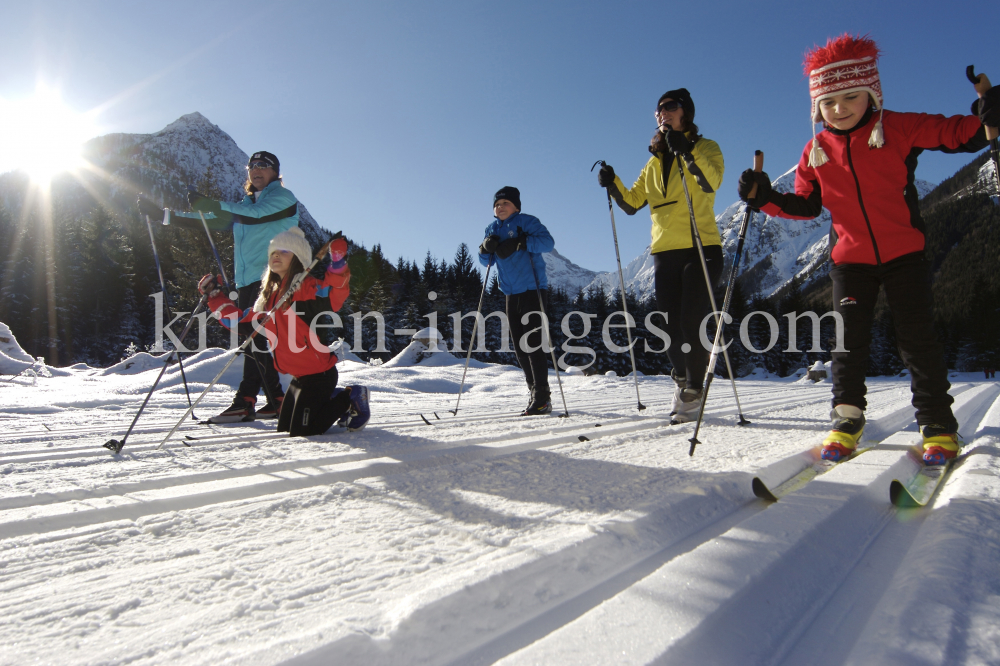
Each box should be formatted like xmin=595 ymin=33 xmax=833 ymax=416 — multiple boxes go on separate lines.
xmin=277 ymin=367 xmax=350 ymax=436
xmin=653 ymin=245 xmax=724 ymax=390
xmin=236 ymin=281 xmax=283 ymax=405
xmin=507 ymin=289 xmax=550 ymax=402
xmin=830 ymin=251 xmax=955 ymax=428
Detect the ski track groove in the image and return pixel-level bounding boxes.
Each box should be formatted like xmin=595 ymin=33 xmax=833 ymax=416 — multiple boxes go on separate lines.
xmin=1 ymin=375 xmax=990 ymax=665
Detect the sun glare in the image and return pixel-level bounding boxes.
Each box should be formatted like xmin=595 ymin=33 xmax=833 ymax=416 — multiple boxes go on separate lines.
xmin=0 ymin=86 xmax=99 ymax=184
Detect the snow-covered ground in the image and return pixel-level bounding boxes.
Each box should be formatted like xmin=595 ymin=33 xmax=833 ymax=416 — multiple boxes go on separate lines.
xmin=2 ymin=349 xmax=999 ymax=665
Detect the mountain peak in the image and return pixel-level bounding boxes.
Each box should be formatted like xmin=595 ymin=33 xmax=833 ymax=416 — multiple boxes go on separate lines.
xmin=157 ymin=112 xmax=223 ymax=136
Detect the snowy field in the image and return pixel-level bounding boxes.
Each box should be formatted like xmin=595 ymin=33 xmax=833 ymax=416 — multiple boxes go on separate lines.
xmin=2 ymin=347 xmax=1000 ymax=666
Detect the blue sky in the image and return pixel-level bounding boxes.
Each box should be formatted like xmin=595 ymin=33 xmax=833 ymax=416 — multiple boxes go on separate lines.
xmin=2 ymin=0 xmax=998 ymax=274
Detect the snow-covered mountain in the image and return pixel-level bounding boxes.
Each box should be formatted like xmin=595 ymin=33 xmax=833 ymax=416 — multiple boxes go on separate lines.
xmin=79 ymin=112 xmax=333 ymax=248
xmin=582 ymin=167 xmax=936 ymax=301
xmin=543 ymin=248 xmax=601 ymax=296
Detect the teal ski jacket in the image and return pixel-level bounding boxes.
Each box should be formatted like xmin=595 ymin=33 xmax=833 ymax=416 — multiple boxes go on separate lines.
xmin=173 ymin=180 xmax=299 ymax=288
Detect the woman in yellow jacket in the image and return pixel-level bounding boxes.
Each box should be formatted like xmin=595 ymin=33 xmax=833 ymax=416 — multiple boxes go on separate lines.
xmin=597 ymin=88 xmax=724 ymax=422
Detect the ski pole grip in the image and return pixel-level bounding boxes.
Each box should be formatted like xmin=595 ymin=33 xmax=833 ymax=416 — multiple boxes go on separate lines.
xmin=968 ymin=66 xmax=998 ymax=141
xmin=748 ymin=150 xmax=764 ymax=199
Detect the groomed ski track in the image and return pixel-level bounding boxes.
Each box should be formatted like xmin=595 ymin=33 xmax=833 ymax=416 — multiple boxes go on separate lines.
xmin=2 ymin=364 xmax=1000 ymax=665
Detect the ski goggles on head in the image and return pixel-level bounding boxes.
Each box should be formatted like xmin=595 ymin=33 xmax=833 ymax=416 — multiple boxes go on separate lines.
xmin=247 ymin=160 xmax=275 ymax=171
xmin=655 ymin=100 xmax=682 ymax=114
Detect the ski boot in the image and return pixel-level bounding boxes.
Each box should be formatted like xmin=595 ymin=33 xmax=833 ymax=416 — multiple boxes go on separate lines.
xmin=669 ymin=369 xmax=687 ymax=419
xmin=670 ymin=387 xmax=703 ymax=425
xmin=209 ymin=395 xmax=255 ymax=423
xmin=256 ymin=395 xmax=284 ymax=419
xmin=337 ymin=386 xmax=370 ymax=431
xmin=520 ymin=397 xmax=552 ymax=416
xmin=821 ymin=405 xmax=865 ymax=461
xmin=921 ymin=424 xmax=963 ymax=466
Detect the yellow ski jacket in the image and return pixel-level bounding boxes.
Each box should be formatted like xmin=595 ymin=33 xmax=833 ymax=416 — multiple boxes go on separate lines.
xmin=609 ymin=135 xmax=724 ymax=253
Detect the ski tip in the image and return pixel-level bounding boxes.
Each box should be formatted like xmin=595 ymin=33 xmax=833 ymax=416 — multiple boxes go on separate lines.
xmin=751 ymin=478 xmax=779 ymax=502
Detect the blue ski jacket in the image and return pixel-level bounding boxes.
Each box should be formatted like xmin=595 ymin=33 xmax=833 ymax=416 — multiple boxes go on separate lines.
xmin=477 ymin=212 xmax=555 ymax=295
xmin=173 ymin=180 xmax=299 ymax=288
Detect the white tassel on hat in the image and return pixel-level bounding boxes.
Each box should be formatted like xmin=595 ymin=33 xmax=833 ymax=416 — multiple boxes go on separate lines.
xmin=868 ymin=108 xmax=885 ymax=149
xmin=809 ymin=126 xmax=829 ymax=168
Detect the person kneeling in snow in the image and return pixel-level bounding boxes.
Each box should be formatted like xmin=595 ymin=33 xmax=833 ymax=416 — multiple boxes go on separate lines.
xmin=198 ymin=227 xmax=370 ymax=435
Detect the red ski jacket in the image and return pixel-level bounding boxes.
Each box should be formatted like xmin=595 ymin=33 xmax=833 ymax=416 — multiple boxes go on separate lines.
xmin=208 ymin=265 xmax=351 ymax=378
xmin=761 ymin=109 xmax=985 ymax=266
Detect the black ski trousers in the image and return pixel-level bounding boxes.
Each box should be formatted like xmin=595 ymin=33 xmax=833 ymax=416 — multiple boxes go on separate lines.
xmin=507 ymin=289 xmax=550 ymax=402
xmin=236 ymin=281 xmax=283 ymax=405
xmin=277 ymin=367 xmax=350 ymax=436
xmin=830 ymin=251 xmax=956 ymax=428
xmin=653 ymin=245 xmax=724 ymax=390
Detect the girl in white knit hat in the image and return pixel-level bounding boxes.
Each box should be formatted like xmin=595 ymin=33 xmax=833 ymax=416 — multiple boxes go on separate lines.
xmin=198 ymin=227 xmax=370 ymax=434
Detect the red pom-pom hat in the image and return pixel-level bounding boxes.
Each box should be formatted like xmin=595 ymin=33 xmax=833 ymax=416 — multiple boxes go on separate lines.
xmin=803 ymin=34 xmax=885 ymax=166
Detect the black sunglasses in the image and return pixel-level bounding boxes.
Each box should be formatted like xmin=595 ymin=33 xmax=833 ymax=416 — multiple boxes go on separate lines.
xmin=656 ymin=100 xmax=682 ymax=114
xmin=247 ymin=161 xmax=274 ymax=171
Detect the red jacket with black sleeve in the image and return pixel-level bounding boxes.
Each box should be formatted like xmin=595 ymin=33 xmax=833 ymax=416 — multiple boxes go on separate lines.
xmin=208 ymin=265 xmax=351 ymax=378
xmin=761 ymin=109 xmax=986 ymax=266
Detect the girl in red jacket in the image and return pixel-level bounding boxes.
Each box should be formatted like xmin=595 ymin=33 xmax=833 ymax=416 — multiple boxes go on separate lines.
xmin=198 ymin=227 xmax=369 ymax=435
xmin=738 ymin=34 xmax=998 ymax=465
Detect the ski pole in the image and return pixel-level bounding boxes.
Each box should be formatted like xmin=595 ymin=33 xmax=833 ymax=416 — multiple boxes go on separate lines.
xmin=197 ymin=210 xmax=279 ymax=410
xmin=154 ymin=236 xmax=338 ymax=450
xmin=690 ymin=151 xmax=763 ymax=451
xmin=197 ymin=211 xmax=231 ymax=290
xmin=452 ymin=255 xmax=493 ymax=415
xmin=967 ymin=65 xmax=1000 ymax=203
xmin=103 ymin=294 xmax=210 ymax=454
xmin=590 ymin=160 xmax=646 ymax=412
xmin=673 ymin=155 xmax=748 ymax=456
xmin=144 ymin=211 xmax=199 ymax=420
xmin=522 ymin=232 xmax=569 ymax=417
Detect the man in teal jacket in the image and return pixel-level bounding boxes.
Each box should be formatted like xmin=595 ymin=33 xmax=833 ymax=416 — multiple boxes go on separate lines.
xmin=170 ymin=151 xmax=298 ymax=422
xmin=478 ymin=187 xmax=555 ymax=416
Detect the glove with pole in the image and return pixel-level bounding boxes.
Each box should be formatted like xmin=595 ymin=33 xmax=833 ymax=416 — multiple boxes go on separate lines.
xmin=596 ymin=163 xmax=616 ymax=188
xmin=495 ymin=234 xmax=526 ymax=259
xmin=479 ymin=235 xmax=500 ymax=255
xmin=188 ymin=190 xmax=222 ymax=215
xmin=972 ymin=82 xmax=1000 ymax=128
xmin=737 ymin=169 xmax=772 ymax=210
xmin=197 ymin=274 xmax=225 ymax=298
xmin=664 ymin=128 xmax=694 ymax=157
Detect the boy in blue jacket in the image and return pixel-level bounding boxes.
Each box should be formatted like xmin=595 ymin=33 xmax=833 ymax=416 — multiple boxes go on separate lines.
xmin=478 ymin=187 xmax=556 ymax=416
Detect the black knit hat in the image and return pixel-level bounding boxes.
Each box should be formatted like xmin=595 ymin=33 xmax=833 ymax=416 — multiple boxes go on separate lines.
xmin=657 ymin=88 xmax=695 ymax=124
xmin=494 ymin=186 xmax=521 ymax=211
xmin=248 ymin=151 xmax=280 ymax=174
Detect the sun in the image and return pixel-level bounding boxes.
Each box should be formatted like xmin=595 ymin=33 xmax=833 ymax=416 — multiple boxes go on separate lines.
xmin=0 ymin=86 xmax=99 ymax=184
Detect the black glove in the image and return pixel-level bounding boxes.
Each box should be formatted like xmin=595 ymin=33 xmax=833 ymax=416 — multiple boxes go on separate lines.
xmin=973 ymin=86 xmax=1000 ymax=128
xmin=664 ymin=128 xmax=694 ymax=156
xmin=737 ymin=169 xmax=772 ymax=209
xmin=188 ymin=191 xmax=222 ymax=215
xmin=137 ymin=195 xmax=162 ymax=219
xmin=597 ymin=164 xmax=616 ymax=188
xmin=479 ymin=235 xmax=500 ymax=255
xmin=495 ymin=237 xmax=524 ymax=260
